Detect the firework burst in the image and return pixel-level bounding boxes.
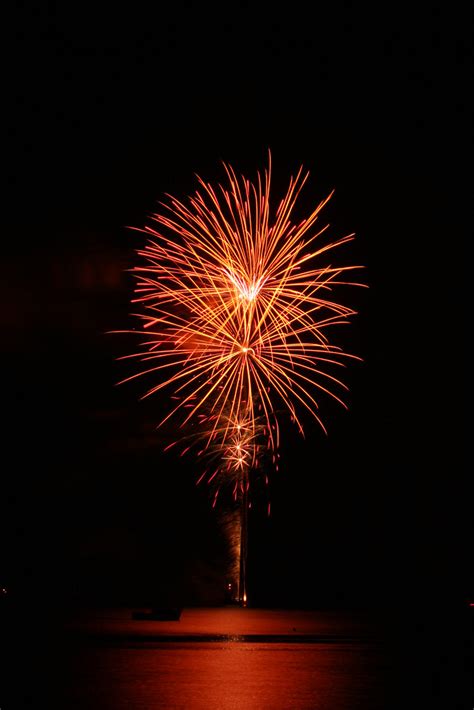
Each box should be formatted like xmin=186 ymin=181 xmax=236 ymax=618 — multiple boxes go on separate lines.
xmin=118 ymin=152 xmax=364 ymax=488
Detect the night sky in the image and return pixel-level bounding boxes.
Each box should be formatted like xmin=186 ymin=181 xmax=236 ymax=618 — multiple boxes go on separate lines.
xmin=3 ymin=4 xmax=470 ymax=613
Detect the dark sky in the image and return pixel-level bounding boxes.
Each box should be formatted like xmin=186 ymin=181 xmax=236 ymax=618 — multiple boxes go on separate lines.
xmin=3 ymin=3 xmax=470 ymax=609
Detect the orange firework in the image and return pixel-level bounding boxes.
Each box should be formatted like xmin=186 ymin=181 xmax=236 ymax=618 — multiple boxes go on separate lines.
xmin=118 ymin=152 xmax=364 ymax=469
xmin=163 ymin=405 xmax=268 ymax=505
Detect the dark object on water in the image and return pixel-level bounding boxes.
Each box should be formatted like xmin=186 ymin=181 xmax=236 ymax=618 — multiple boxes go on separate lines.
xmin=132 ymin=607 xmax=182 ymax=621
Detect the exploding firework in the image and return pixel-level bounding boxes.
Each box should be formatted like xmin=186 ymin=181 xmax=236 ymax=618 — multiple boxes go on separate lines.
xmin=118 ymin=152 xmax=364 ymax=488
xmin=163 ymin=405 xmax=269 ymax=503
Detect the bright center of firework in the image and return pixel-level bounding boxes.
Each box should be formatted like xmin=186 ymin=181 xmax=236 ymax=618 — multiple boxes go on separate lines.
xmin=223 ymin=268 xmax=264 ymax=302
xmin=239 ymin=345 xmax=255 ymax=356
xmin=241 ymin=283 xmax=258 ymax=301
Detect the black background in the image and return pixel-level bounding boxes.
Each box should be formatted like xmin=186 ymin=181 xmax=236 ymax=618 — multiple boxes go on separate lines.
xmin=3 ymin=1 xmax=470 ymax=617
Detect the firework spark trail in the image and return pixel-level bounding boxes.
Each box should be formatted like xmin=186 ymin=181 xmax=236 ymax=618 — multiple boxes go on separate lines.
xmin=164 ymin=406 xmax=268 ymax=502
xmin=118 ymin=152 xmax=364 ymax=490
